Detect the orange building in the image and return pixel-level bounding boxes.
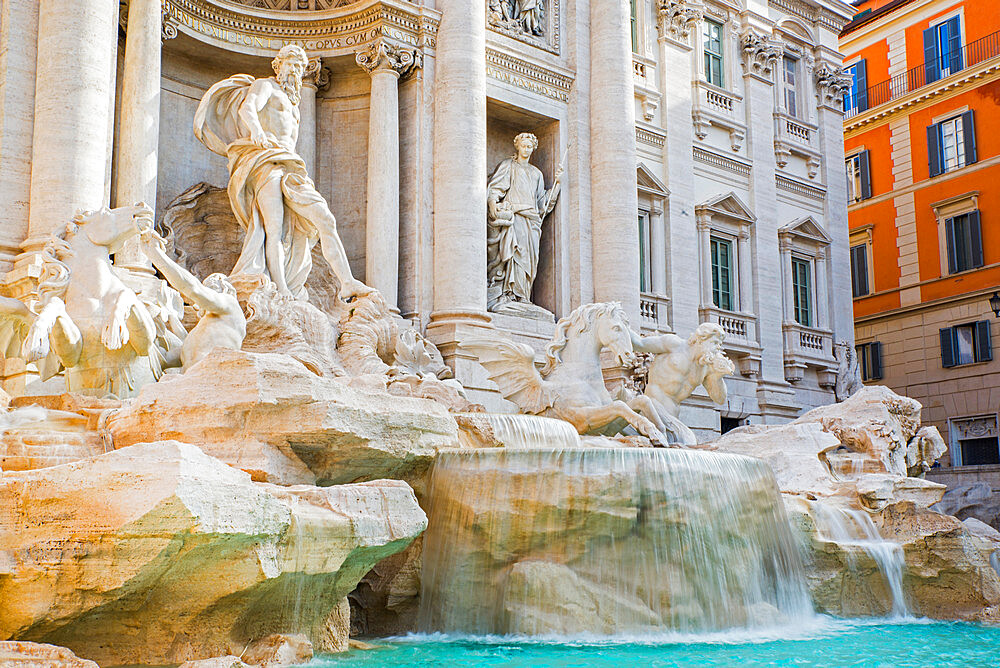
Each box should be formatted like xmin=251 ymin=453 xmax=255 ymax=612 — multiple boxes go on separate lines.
xmin=840 ymin=0 xmax=1000 ymax=481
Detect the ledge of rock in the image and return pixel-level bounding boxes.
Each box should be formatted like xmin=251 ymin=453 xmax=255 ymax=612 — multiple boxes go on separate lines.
xmin=0 ymin=441 xmax=426 ymax=666
xmin=106 ymin=349 xmax=460 ymax=492
xmin=0 ymin=641 xmax=98 ymax=667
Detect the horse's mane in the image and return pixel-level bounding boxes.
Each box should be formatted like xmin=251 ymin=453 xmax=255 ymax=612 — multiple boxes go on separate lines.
xmin=36 ymin=208 xmax=101 ymax=306
xmin=541 ymin=301 xmax=627 ymax=375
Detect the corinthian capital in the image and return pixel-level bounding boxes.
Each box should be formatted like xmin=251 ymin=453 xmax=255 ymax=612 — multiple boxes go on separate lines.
xmin=814 ymin=61 xmax=853 ymax=108
xmin=741 ymin=31 xmax=783 ymax=77
xmin=355 ymin=39 xmax=422 ymax=77
xmin=305 ymin=57 xmax=331 ymax=90
xmin=656 ymin=0 xmax=704 ymax=43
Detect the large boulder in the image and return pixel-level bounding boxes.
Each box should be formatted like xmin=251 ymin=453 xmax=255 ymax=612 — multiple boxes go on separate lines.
xmin=0 ymin=641 xmax=98 ymax=667
xmin=106 ymin=350 xmax=460 ymax=492
xmin=933 ymin=483 xmax=1000 ymax=530
xmin=713 ymin=386 xmax=1000 ymax=621
xmin=0 ymin=442 xmax=426 ymax=666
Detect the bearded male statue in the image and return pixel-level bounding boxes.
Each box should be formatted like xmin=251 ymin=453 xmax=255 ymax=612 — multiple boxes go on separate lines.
xmin=194 ymin=44 xmax=370 ymax=301
xmin=486 ymin=132 xmax=562 ymax=312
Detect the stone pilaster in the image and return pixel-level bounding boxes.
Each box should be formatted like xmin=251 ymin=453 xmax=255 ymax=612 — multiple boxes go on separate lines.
xmin=13 ymin=0 xmax=119 ymax=291
xmin=590 ymin=0 xmax=640 ymax=322
xmin=650 ymin=203 xmax=666 ymax=295
xmin=0 ymin=0 xmax=40 ymax=270
xmin=427 ymin=0 xmax=492 ymax=373
xmin=298 ymin=57 xmax=328 ymax=179
xmin=357 ymin=40 xmax=419 ymax=308
xmin=696 ymin=213 xmax=712 ymax=310
xmin=115 ymin=0 xmax=163 ymax=273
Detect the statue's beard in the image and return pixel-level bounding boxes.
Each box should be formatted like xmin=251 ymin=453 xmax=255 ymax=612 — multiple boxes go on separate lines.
xmin=696 ymin=345 xmax=734 ymax=375
xmin=278 ymin=71 xmax=302 ymax=105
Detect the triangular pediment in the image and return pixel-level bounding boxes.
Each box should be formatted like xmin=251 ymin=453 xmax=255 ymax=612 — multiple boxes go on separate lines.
xmin=637 ymin=162 xmax=669 ymax=198
xmin=780 ymin=216 xmax=832 ymax=245
xmin=695 ymin=192 xmax=755 ymax=224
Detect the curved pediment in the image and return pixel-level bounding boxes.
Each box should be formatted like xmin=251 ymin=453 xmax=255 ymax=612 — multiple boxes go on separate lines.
xmin=160 ymin=0 xmax=437 ymax=58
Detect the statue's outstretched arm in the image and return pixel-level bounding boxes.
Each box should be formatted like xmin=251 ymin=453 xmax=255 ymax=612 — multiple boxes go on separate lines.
xmin=140 ymin=235 xmax=234 ymax=316
xmin=631 ymin=331 xmax=679 ymax=355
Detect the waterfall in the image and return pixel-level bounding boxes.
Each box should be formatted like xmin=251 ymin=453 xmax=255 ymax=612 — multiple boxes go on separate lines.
xmin=813 ymin=504 xmax=909 ymax=617
xmin=457 ymin=413 xmax=582 ymax=450
xmin=418 ymin=447 xmax=813 ymax=636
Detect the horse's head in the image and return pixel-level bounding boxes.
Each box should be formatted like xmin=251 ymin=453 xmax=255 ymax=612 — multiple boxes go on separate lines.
xmin=593 ymin=302 xmax=636 ymax=368
xmin=68 ymin=202 xmax=153 ymax=254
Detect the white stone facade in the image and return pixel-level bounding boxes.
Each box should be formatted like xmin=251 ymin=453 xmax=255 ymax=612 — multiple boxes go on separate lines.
xmin=0 ymin=0 xmax=853 ymax=435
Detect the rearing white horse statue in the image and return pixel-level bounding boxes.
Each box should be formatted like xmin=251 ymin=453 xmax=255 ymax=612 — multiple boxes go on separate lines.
xmin=462 ymin=302 xmax=671 ymax=445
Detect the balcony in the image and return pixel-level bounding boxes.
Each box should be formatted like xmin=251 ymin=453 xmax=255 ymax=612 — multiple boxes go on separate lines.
xmin=782 ymin=321 xmax=835 ymax=382
xmin=845 ymin=29 xmax=1000 ymax=120
xmin=691 ymin=81 xmax=746 ymax=151
xmin=699 ymin=306 xmax=761 ymax=376
xmin=639 ymin=293 xmax=672 ymax=334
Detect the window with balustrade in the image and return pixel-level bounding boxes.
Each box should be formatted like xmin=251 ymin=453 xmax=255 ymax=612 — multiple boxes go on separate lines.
xmin=782 ymin=56 xmax=799 ymax=118
xmin=710 ymin=236 xmax=734 ymax=311
xmin=703 ymin=19 xmax=724 ymax=88
xmin=791 ymin=257 xmax=812 ymax=327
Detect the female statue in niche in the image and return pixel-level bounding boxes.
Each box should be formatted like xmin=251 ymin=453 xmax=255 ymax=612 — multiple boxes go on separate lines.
xmin=486 ymin=132 xmax=562 ymax=311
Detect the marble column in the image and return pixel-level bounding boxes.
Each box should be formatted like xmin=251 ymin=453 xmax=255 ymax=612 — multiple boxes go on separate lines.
xmin=0 ymin=0 xmax=40 ymax=270
xmin=23 ymin=0 xmax=119 ymax=258
xmin=590 ymin=0 xmax=640 ymax=321
xmin=115 ymin=0 xmax=162 ymax=272
xmin=650 ymin=204 xmax=666 ymax=295
xmin=427 ymin=0 xmax=491 ymax=364
xmin=298 ymin=58 xmax=326 ymax=178
xmin=696 ymin=214 xmax=712 ymax=310
xmin=737 ymin=230 xmax=752 ymax=312
xmin=357 ymin=41 xmax=416 ymax=307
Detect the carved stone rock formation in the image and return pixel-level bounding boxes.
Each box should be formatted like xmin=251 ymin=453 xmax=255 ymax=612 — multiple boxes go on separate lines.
xmin=0 ymin=441 xmax=426 ymax=666
xmin=105 ymin=349 xmax=460 ymax=492
xmin=0 ymin=641 xmax=99 ymax=667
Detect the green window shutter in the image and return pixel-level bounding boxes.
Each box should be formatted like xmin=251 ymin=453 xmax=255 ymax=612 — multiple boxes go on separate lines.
xmin=859 ymin=150 xmax=872 ymax=200
xmin=940 ymin=327 xmax=957 ymax=367
xmin=975 ymin=320 xmax=993 ymax=363
xmin=945 ymin=216 xmax=958 ymax=274
xmin=871 ymin=341 xmax=883 ymax=380
xmin=962 ymin=110 xmax=977 ymax=165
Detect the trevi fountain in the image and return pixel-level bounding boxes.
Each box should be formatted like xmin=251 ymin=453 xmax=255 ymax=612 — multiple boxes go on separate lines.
xmin=1 ymin=0 xmax=1000 ymax=666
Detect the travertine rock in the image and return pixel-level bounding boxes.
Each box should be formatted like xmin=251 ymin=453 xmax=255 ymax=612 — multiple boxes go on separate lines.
xmin=106 ymin=349 xmax=460 ymax=491
xmin=178 ymin=657 xmax=249 ymax=668
xmin=933 ymin=483 xmax=1000 ymax=530
xmin=0 ymin=441 xmax=426 ymax=665
xmin=0 ymin=641 xmax=98 ymax=667
xmin=241 ymin=634 xmax=312 ymax=667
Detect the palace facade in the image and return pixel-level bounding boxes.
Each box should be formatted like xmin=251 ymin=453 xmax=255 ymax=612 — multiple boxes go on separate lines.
xmin=0 ymin=0 xmax=854 ymax=435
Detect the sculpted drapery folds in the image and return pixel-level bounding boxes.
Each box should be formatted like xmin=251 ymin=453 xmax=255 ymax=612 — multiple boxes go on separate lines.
xmin=486 ymin=132 xmax=561 ymax=310
xmin=194 ymin=44 xmax=369 ymax=301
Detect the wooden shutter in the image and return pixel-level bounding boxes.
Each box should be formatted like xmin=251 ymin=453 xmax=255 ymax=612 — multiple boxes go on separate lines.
xmin=975 ymin=320 xmax=993 ymax=363
xmin=856 ymin=59 xmax=868 ymax=111
xmin=859 ymin=150 xmax=872 ymax=200
xmin=927 ymin=124 xmax=942 ymax=177
xmin=962 ymin=110 xmax=977 ymax=165
xmin=947 ymin=17 xmax=964 ymax=73
xmin=969 ymin=210 xmax=984 ymax=269
xmin=871 ymin=341 xmax=883 ymax=380
xmin=941 ymin=327 xmax=957 ymax=367
xmin=850 ymin=245 xmax=869 ymax=298
xmin=924 ymin=26 xmax=941 ymax=84
xmin=945 ymin=217 xmax=958 ymax=274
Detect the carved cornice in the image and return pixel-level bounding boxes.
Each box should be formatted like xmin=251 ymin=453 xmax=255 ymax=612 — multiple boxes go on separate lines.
xmin=485 ymin=48 xmax=574 ymax=103
xmin=636 ymin=125 xmax=666 ymax=148
xmin=160 ymin=0 xmax=439 ymax=57
xmin=741 ymin=31 xmax=783 ymax=78
xmin=656 ymin=0 xmax=704 ymax=44
xmin=355 ymin=38 xmax=421 ymax=76
xmin=813 ymin=60 xmax=852 ymax=109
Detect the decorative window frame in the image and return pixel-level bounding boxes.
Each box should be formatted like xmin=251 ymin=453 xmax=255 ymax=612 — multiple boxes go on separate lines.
xmin=931 ymin=190 xmax=979 ymax=277
xmin=947 ymin=413 xmax=999 ymax=467
xmin=637 ymin=162 xmax=671 ymax=332
xmin=691 ymin=4 xmax=746 ymax=151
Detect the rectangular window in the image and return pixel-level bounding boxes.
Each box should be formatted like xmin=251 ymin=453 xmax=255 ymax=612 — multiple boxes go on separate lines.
xmin=845 ymin=150 xmax=872 ymax=202
xmin=843 ymin=60 xmax=868 ymax=113
xmin=945 ymin=210 xmax=984 ymax=274
xmin=710 ymin=236 xmax=734 ymax=311
xmin=850 ymin=243 xmax=870 ymax=298
xmin=928 ymin=111 xmax=976 ymax=176
xmin=924 ymin=16 xmax=963 ymax=84
xmin=703 ymin=20 xmax=724 ymax=88
xmin=941 ymin=321 xmax=993 ymax=368
xmin=791 ymin=257 xmax=812 ymax=327
xmin=630 ymin=0 xmax=638 ymax=53
xmin=856 ymin=341 xmax=882 ymax=381
xmin=783 ymin=56 xmax=799 ymax=118
xmin=951 ymin=415 xmax=1000 ymax=467
xmin=638 ymin=212 xmax=652 ymax=293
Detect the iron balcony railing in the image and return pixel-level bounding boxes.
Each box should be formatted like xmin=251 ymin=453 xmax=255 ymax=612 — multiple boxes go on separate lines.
xmin=845 ymin=29 xmax=1000 ymax=119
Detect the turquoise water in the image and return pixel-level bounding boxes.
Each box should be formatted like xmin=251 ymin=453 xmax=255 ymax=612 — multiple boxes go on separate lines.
xmin=305 ymin=619 xmax=1000 ymax=667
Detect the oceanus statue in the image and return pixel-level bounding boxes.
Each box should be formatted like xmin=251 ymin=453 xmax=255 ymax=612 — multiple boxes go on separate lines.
xmin=462 ymin=302 xmax=671 ymax=445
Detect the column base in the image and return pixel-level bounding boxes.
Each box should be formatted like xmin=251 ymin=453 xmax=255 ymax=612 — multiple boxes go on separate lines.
xmin=425 ymin=309 xmax=503 ymax=410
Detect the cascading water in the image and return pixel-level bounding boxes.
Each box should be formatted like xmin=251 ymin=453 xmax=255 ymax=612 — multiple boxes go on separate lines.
xmin=813 ymin=504 xmax=909 ymax=617
xmin=466 ymin=413 xmax=582 ymax=450
xmin=418 ymin=447 xmax=813 ymax=636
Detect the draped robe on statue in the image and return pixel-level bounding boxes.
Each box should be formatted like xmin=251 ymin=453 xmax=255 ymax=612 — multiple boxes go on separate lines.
xmin=194 ymin=74 xmax=325 ymax=299
xmin=486 ymin=158 xmax=557 ymax=307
